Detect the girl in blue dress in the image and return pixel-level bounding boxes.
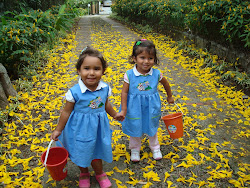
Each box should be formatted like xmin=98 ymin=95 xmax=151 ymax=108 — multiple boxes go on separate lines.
xmin=51 ymin=47 xmax=124 ymax=188
xmin=120 ymin=39 xmax=174 ymax=162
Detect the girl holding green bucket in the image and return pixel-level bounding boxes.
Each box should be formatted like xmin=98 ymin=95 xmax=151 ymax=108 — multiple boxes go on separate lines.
xmin=119 ymin=39 xmax=174 ymax=162
xmin=51 ymin=47 xmax=124 ymax=188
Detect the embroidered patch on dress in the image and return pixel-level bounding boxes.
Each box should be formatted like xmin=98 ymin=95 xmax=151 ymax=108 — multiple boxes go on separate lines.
xmin=88 ymin=96 xmax=104 ymax=109
xmin=137 ymin=81 xmax=152 ymax=91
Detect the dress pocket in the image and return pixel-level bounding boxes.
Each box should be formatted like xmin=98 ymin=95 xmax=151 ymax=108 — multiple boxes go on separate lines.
xmin=151 ymin=112 xmax=161 ymax=128
xmin=74 ymin=116 xmax=98 ymax=142
xmin=125 ymin=108 xmax=142 ymax=125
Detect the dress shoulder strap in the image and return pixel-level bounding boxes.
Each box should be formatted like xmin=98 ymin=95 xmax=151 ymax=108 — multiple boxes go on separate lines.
xmin=152 ymin=68 xmax=161 ymax=81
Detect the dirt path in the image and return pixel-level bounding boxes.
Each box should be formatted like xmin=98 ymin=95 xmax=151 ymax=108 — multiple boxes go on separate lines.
xmin=1 ymin=15 xmax=249 ymax=188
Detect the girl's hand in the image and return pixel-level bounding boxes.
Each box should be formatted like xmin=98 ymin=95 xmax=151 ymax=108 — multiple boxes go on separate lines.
xmin=167 ymin=96 xmax=175 ymax=104
xmin=51 ymin=130 xmax=62 ymax=141
xmin=114 ymin=112 xmax=125 ymax=122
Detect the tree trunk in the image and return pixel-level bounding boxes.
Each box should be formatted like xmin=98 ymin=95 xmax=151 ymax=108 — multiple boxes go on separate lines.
xmin=0 ymin=63 xmax=17 ymax=109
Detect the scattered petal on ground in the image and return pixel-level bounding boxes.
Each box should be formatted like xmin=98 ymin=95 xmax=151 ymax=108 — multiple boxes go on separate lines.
xmin=0 ymin=17 xmax=249 ymax=188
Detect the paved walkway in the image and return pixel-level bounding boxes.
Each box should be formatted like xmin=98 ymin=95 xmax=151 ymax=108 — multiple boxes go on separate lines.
xmin=42 ymin=15 xmax=249 ymax=188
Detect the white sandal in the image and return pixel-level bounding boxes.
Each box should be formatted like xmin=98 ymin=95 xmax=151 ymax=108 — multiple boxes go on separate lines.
xmin=152 ymin=149 xmax=162 ymax=160
xmin=131 ymin=149 xmax=140 ymax=162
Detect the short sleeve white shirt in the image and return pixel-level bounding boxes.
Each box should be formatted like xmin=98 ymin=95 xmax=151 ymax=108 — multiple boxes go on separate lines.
xmin=65 ymin=78 xmax=111 ymax=103
xmin=124 ymin=65 xmax=163 ymax=83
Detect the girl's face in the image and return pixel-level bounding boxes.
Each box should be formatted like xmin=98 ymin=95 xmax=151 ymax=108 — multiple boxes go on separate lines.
xmin=78 ymin=56 xmax=104 ymax=91
xmin=133 ymin=50 xmax=155 ymax=74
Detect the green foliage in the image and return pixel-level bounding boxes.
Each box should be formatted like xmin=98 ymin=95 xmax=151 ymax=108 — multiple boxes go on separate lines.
xmin=0 ymin=0 xmax=65 ymax=12
xmin=112 ymin=0 xmax=250 ymax=48
xmin=112 ymin=0 xmax=186 ymax=31
xmin=185 ymin=0 xmax=250 ymax=48
xmin=0 ymin=2 xmax=78 ymax=78
xmin=66 ymin=0 xmax=92 ymax=8
xmin=55 ymin=4 xmax=73 ymax=32
xmin=13 ymin=78 xmax=34 ymax=93
xmin=63 ymin=0 xmax=90 ymax=20
xmin=0 ymin=8 xmax=53 ymax=77
xmin=222 ymin=71 xmax=250 ymax=89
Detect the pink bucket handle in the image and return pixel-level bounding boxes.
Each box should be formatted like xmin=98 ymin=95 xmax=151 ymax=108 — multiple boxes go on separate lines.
xmin=43 ymin=139 xmax=64 ymax=167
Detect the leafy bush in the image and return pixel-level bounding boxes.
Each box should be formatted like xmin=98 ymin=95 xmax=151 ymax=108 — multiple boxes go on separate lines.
xmin=185 ymin=0 xmax=250 ymax=48
xmin=0 ymin=0 xmax=65 ymax=13
xmin=0 ymin=8 xmax=53 ymax=77
xmin=112 ymin=0 xmax=250 ymax=48
xmin=112 ymin=0 xmax=186 ymax=31
xmin=0 ymin=3 xmax=77 ymax=78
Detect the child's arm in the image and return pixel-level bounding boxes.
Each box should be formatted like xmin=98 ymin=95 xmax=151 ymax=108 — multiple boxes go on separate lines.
xmin=105 ymin=99 xmax=125 ymax=121
xmin=159 ymin=77 xmax=174 ymax=104
xmin=51 ymin=101 xmax=74 ymax=140
xmin=120 ymin=82 xmax=129 ymax=116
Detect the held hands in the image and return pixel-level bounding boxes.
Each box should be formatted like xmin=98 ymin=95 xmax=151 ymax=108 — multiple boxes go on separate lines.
xmin=167 ymin=96 xmax=175 ymax=104
xmin=114 ymin=112 xmax=125 ymax=122
xmin=50 ymin=130 xmax=62 ymax=141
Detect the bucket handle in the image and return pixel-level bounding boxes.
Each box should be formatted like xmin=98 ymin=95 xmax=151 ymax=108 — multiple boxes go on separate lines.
xmin=43 ymin=139 xmax=64 ymax=167
xmin=174 ymin=103 xmax=183 ymax=114
xmin=163 ymin=102 xmax=183 ymax=115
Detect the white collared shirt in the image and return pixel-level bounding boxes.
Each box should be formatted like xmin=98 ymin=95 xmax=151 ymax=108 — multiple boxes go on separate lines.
xmin=124 ymin=65 xmax=162 ymax=83
xmin=65 ymin=78 xmax=111 ymax=103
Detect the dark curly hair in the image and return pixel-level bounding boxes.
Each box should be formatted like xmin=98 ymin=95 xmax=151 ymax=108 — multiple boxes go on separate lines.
xmin=76 ymin=46 xmax=107 ymax=73
xmin=129 ymin=39 xmax=159 ymax=65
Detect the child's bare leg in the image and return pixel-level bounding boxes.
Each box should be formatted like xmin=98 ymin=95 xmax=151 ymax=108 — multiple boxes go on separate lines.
xmin=79 ymin=166 xmax=89 ymax=173
xmin=91 ymin=159 xmax=103 ymax=175
xmin=92 ymin=159 xmax=111 ymax=187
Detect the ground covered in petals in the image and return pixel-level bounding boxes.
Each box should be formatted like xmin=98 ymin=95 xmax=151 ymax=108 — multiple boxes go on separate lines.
xmin=0 ymin=16 xmax=249 ymax=188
